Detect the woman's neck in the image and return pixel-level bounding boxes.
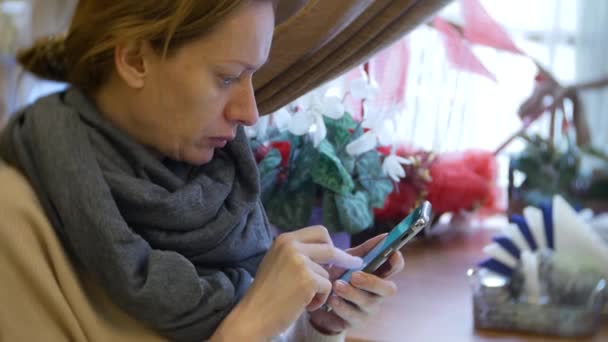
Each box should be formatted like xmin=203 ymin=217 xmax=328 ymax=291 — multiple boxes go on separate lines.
xmin=93 ymin=77 xmax=165 ymax=161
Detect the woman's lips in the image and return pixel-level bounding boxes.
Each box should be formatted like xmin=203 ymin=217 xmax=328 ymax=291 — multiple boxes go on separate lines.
xmin=208 ymin=136 xmax=233 ymax=148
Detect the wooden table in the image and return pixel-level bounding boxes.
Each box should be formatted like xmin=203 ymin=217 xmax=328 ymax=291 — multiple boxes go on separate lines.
xmin=346 ymin=223 xmax=608 ymax=342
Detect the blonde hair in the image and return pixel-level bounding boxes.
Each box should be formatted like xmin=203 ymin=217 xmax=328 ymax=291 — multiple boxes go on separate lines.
xmin=17 ymin=0 xmax=275 ymax=93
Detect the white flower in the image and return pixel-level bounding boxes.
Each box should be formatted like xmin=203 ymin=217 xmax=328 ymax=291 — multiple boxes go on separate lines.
xmin=345 ymin=131 xmax=377 ymax=156
xmin=244 ymin=108 xmax=292 ymax=138
xmin=382 ymin=154 xmax=412 ymax=182
xmin=349 ymin=77 xmax=378 ymax=100
xmin=244 ymin=115 xmax=270 ymax=139
xmin=315 ymin=94 xmax=345 ymax=120
xmin=272 ymin=108 xmax=292 ymax=132
xmin=287 ymin=92 xmax=345 ymax=147
xmin=345 ymin=104 xmax=399 ymax=156
xmin=287 ymin=109 xmax=315 ymax=135
xmin=312 ymin=114 xmax=327 ymax=147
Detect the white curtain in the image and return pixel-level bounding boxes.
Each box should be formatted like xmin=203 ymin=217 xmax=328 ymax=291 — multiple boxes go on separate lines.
xmin=391 ymin=0 xmax=579 ymax=190
xmin=576 ymin=0 xmax=608 ymax=151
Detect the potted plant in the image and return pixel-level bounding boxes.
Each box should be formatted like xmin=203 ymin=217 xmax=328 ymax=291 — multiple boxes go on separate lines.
xmin=249 ymin=84 xmax=411 ymax=248
xmin=509 ymin=133 xmax=608 ymax=214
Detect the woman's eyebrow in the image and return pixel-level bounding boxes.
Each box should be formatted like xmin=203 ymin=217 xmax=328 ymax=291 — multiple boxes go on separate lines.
xmin=220 ymin=59 xmax=268 ymax=71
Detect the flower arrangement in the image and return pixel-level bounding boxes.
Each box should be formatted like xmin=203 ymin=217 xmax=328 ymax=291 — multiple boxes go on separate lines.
xmin=248 ymin=77 xmax=410 ymax=234
xmin=372 ymin=146 xmax=501 ymax=232
xmin=249 ymin=65 xmax=503 ymax=237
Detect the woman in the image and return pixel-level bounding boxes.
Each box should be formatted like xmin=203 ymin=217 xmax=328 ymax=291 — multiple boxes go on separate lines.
xmin=0 ymin=1 xmax=404 ymax=341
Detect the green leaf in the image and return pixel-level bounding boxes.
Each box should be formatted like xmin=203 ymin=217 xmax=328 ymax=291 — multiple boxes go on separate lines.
xmin=264 ymin=184 xmax=315 ymax=232
xmin=368 ymin=179 xmax=393 ymax=208
xmin=510 ymin=133 xmax=588 ymax=202
xmin=522 ymin=189 xmax=555 ymax=208
xmin=288 ymin=142 xmax=317 ymax=191
xmin=511 ymin=151 xmax=550 ymax=189
xmin=249 ymin=138 xmax=264 ymax=154
xmin=338 ymin=151 xmax=356 ymax=174
xmin=273 ymin=130 xmax=293 ymax=143
xmin=335 ymin=191 xmax=373 ymax=234
xmin=355 ymin=151 xmax=382 ymax=178
xmin=259 ymin=148 xmax=281 ymax=174
xmin=258 ymin=149 xmax=281 ymax=196
xmin=287 ymin=134 xmax=302 ymax=156
xmin=260 ymin=169 xmax=280 ymax=201
xmin=324 ymin=113 xmax=357 ymax=147
xmin=586 ymin=177 xmax=608 ymax=198
xmin=312 ymin=140 xmax=354 ymax=195
xmin=355 ymin=151 xmax=393 ymax=207
xmin=556 ymin=152 xmax=579 ymax=189
xmin=322 ymin=193 xmax=342 ymax=232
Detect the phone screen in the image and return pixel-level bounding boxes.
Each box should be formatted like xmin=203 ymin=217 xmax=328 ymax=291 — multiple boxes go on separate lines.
xmin=321 ymin=202 xmax=431 ymax=312
xmin=338 ymin=202 xmax=430 ymax=282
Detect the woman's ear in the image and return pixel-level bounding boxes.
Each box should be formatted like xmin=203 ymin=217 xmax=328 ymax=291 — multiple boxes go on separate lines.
xmin=114 ymin=41 xmax=149 ymax=89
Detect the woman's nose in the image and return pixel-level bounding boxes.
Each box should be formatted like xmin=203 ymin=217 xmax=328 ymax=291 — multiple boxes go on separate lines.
xmin=225 ymin=80 xmax=259 ymax=126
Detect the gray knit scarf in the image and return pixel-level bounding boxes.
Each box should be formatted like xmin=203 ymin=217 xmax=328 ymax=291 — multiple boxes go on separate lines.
xmin=0 ymin=88 xmax=273 ymax=341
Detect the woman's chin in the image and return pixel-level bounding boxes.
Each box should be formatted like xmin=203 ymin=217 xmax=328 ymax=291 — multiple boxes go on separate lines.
xmin=181 ymin=146 xmax=215 ymax=165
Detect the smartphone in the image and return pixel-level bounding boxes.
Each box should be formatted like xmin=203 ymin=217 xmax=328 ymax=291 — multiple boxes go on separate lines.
xmin=322 ymin=201 xmax=432 ymax=312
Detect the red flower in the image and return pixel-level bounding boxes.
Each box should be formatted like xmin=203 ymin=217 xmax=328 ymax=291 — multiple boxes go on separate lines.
xmin=374 ymin=181 xmax=421 ymax=223
xmin=271 ymin=141 xmax=291 ymax=168
xmin=426 ymin=150 xmax=498 ymax=214
xmin=374 ymin=147 xmax=502 ymax=225
xmin=374 ymin=145 xmax=435 ymax=224
xmin=254 ymin=145 xmax=271 ymax=163
xmin=534 ymin=72 xmax=548 ymax=83
xmin=256 ymin=141 xmax=292 ymax=185
xmin=461 ymin=150 xmax=497 ymax=183
xmin=376 ymin=146 xmax=391 ymax=155
xmin=376 ymin=144 xmax=423 ymax=157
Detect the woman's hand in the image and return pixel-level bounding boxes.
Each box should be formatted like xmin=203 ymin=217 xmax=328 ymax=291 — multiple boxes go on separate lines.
xmin=212 ymin=226 xmax=363 ymax=341
xmin=309 ymin=234 xmax=406 ymax=335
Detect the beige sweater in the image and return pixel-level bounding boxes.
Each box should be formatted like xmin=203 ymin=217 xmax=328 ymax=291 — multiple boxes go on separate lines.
xmin=0 ymin=164 xmax=344 ymax=342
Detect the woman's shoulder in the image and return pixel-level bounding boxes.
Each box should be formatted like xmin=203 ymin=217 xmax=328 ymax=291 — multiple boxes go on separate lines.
xmin=0 ymin=162 xmax=42 ymax=217
xmin=3 ymin=89 xmax=69 ymax=129
xmin=26 ymin=89 xmax=70 ymax=112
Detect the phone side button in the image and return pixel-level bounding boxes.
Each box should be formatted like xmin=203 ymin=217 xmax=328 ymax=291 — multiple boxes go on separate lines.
xmin=383 ymin=248 xmax=393 ymax=258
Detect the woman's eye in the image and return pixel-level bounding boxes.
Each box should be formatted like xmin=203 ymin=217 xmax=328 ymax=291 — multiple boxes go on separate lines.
xmin=219 ymin=75 xmax=240 ymax=87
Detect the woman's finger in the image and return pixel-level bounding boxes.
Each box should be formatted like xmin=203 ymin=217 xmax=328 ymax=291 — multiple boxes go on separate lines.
xmin=288 ymin=225 xmax=334 ymax=244
xmin=378 ymin=250 xmax=405 ymax=279
xmin=305 ymin=256 xmax=330 ymax=280
xmin=327 ymin=296 xmax=365 ymax=327
xmin=306 ymin=271 xmax=333 ymax=312
xmin=350 ymin=272 xmax=398 ymax=298
xmin=298 ymin=243 xmax=363 ymax=269
xmin=333 ymin=280 xmax=381 ymax=315
xmin=346 ymin=234 xmax=387 ymax=257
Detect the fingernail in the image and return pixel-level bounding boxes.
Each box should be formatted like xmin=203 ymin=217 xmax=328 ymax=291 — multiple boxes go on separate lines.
xmin=334 ymin=254 xmax=363 ymax=269
xmin=340 ymin=257 xmax=363 ymax=270
xmin=352 ymin=272 xmax=365 ymax=284
xmin=335 ymin=280 xmax=348 ymax=292
xmin=351 ymin=256 xmax=363 ymax=268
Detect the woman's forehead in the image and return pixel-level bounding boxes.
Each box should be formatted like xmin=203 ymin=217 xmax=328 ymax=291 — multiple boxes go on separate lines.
xmin=184 ymin=2 xmax=274 ymax=68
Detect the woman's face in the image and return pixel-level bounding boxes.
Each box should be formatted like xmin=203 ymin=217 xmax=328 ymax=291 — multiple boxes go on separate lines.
xmin=108 ymin=2 xmax=275 ymax=165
